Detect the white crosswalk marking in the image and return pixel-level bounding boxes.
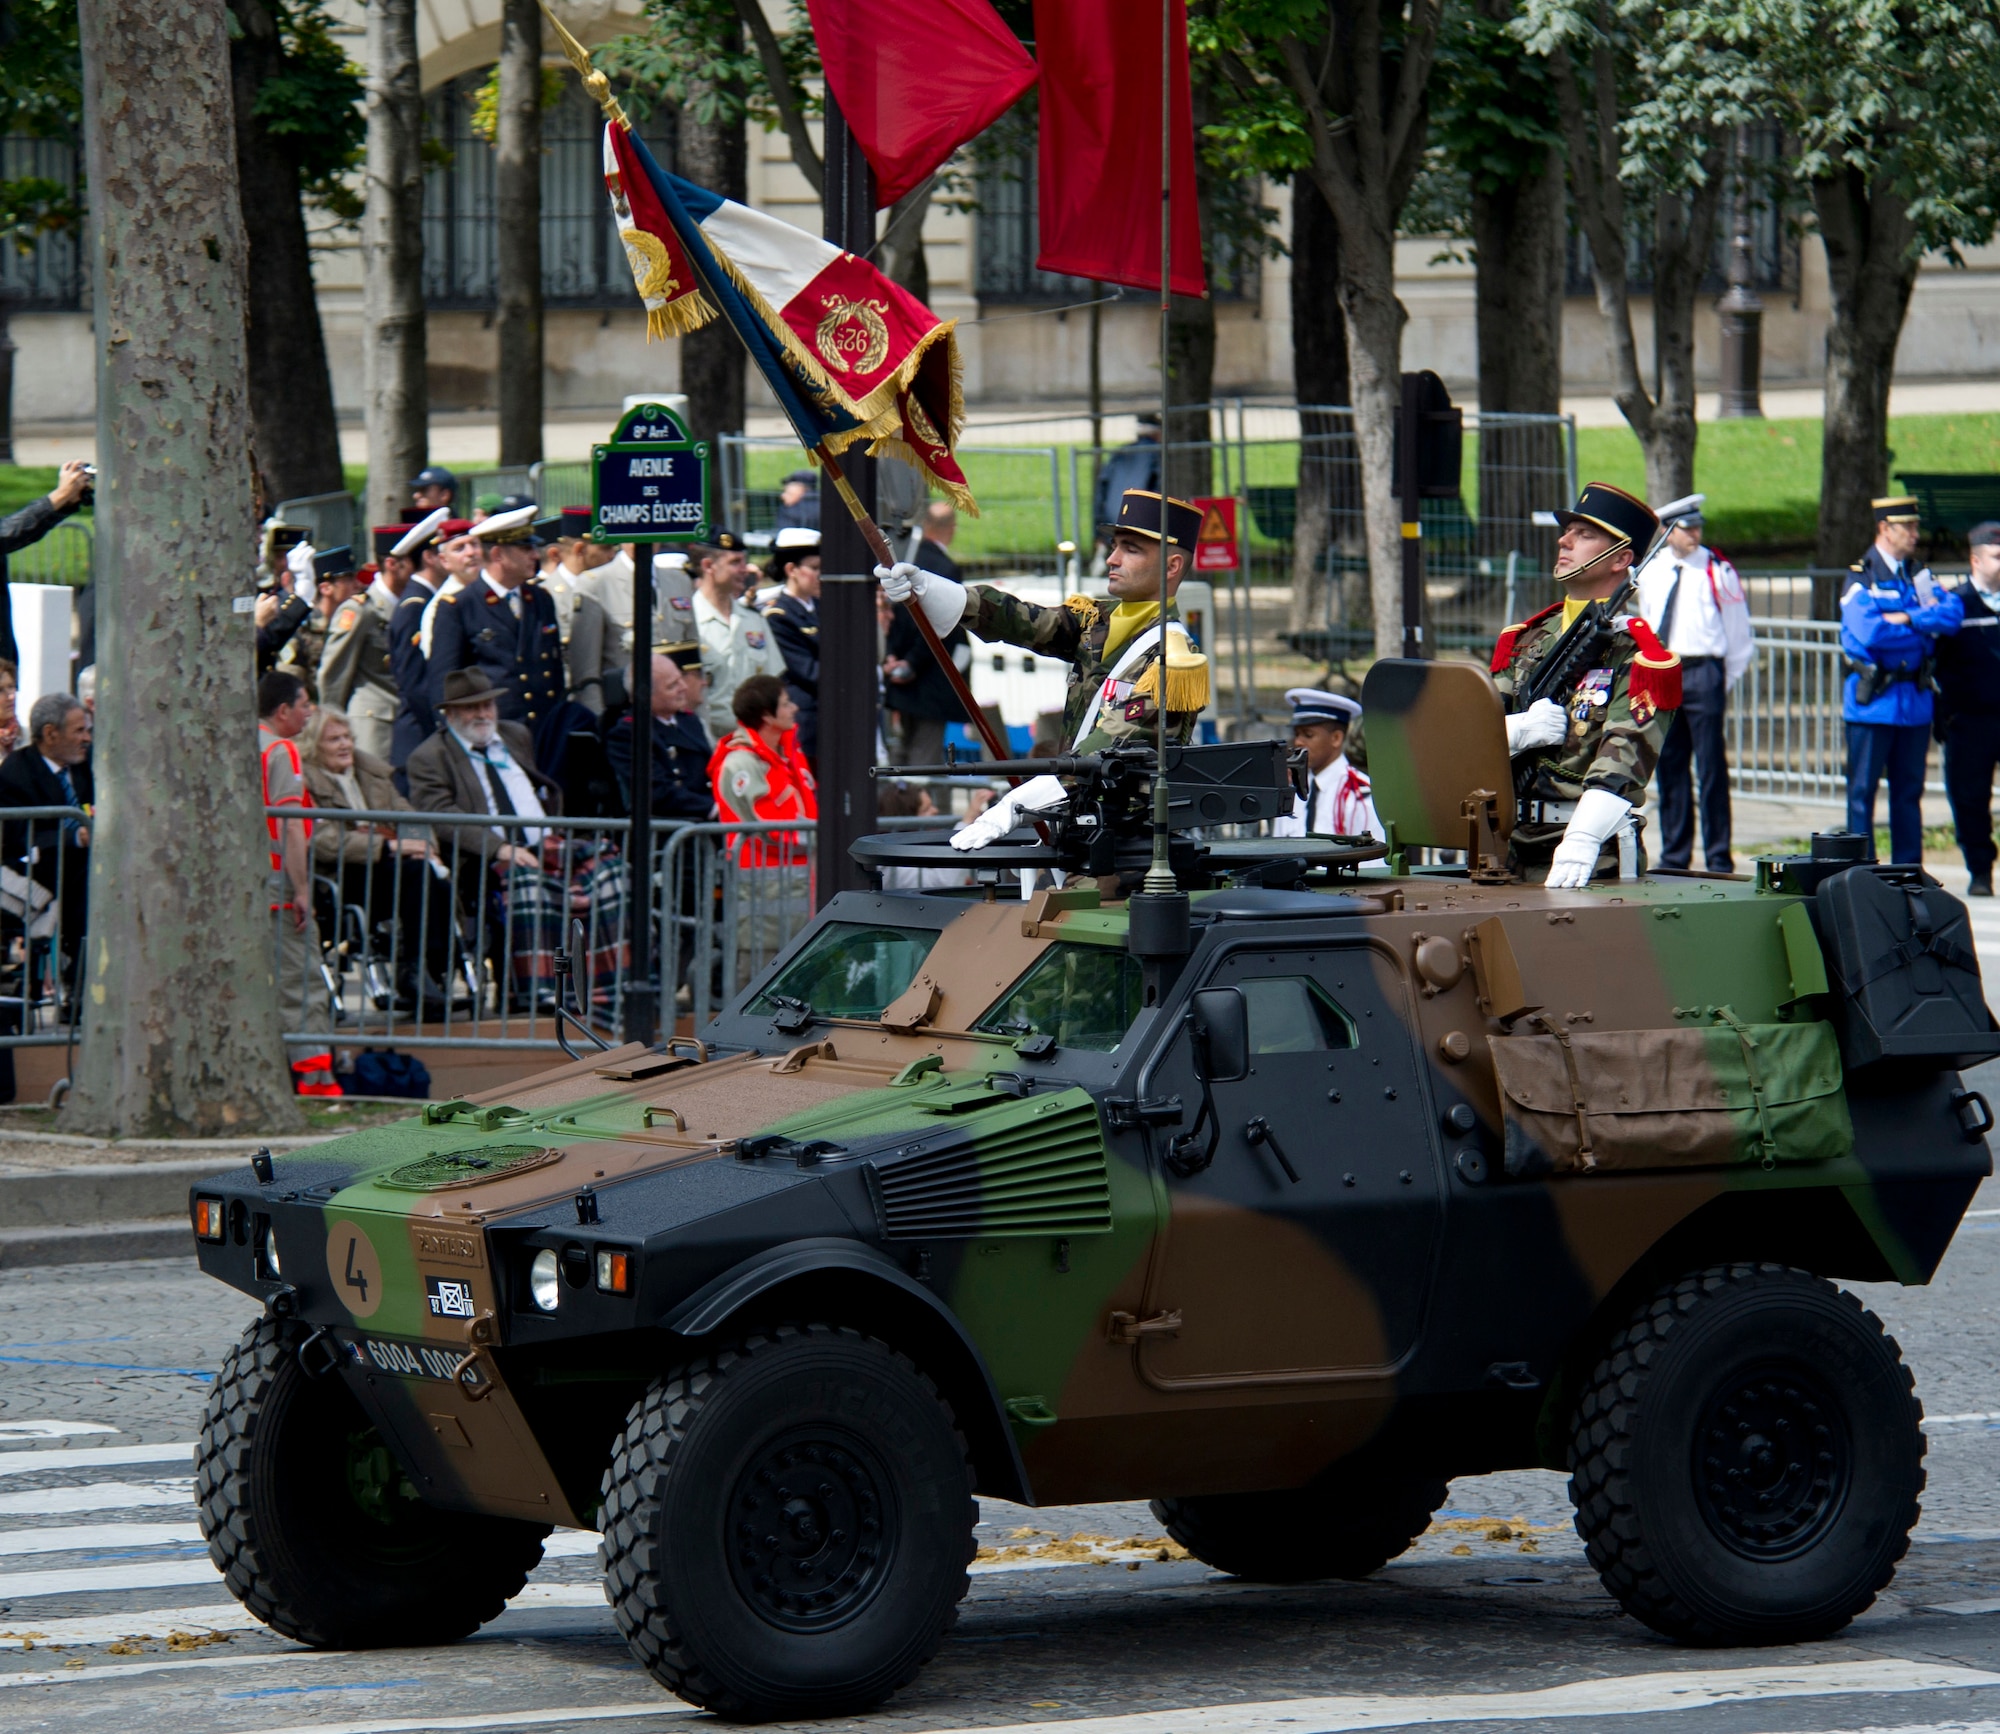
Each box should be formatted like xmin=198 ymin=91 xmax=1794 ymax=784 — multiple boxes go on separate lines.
xmin=0 ymin=1479 xmax=193 ymax=1518
xmin=0 ymin=1442 xmax=191 ymax=1478
xmin=0 ymin=1521 xmax=204 ymax=1557
xmin=0 ymin=1421 xmax=120 ymax=1442
xmin=0 ymin=1599 xmax=261 ymax=1647
xmin=0 ymin=1558 xmax=224 ymax=1599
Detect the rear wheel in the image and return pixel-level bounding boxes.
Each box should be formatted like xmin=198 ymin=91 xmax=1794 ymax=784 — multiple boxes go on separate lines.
xmin=1151 ymin=1457 xmax=1448 ymax=1583
xmin=1569 ymin=1263 xmax=1925 ymax=1645
xmin=600 ymin=1322 xmax=976 ymax=1722
xmin=195 ymin=1318 xmax=549 ymax=1648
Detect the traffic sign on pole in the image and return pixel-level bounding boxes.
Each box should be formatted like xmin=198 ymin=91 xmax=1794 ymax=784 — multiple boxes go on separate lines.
xmin=1191 ymin=495 xmax=1238 ymax=571
xmin=591 ymin=401 xmax=708 ymax=544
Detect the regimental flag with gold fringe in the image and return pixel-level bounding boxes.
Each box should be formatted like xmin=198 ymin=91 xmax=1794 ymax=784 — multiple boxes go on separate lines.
xmin=602 ymin=124 xmax=977 ymax=516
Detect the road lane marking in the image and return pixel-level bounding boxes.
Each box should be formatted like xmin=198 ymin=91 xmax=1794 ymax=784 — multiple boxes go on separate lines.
xmin=0 ymin=1443 xmax=191 ymax=1477
xmin=0 ymin=1601 xmax=260 ymax=1647
xmin=0 ymin=1521 xmax=204 ymax=1557
xmin=239 ymin=1708 xmax=689 ymax=1734
xmin=0 ymin=1479 xmax=193 ymax=1518
xmin=911 ymin=1659 xmax=2000 ymax=1734
xmin=1923 ymin=1413 xmax=2000 ymax=1427
xmin=0 ymin=1421 xmax=119 ymax=1442
xmin=0 ymin=1652 xmax=336 ymax=1688
xmin=0 ymin=1557 xmax=222 ymax=1598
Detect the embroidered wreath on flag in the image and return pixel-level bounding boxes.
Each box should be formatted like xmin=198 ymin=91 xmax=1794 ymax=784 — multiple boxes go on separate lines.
xmin=619 ymin=227 xmax=677 ymax=303
xmin=816 ymin=294 xmax=891 ymax=376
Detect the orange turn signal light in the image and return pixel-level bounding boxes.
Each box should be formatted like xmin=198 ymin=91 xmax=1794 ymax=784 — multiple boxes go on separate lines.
xmin=193 ymin=1197 xmax=225 ymax=1242
xmin=595 ymin=1249 xmax=631 ymax=1294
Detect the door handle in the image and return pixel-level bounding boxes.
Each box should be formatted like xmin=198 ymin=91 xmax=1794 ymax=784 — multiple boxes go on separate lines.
xmin=1107 ymin=1309 xmax=1183 ymax=1343
xmin=1243 ymin=1116 xmax=1301 ymax=1184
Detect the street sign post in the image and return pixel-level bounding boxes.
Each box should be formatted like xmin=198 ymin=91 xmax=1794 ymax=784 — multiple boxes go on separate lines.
xmin=589 ymin=400 xmax=710 ymax=1048
xmin=590 ymin=401 xmax=709 ymax=546
xmin=1190 ymin=496 xmax=1238 ymax=572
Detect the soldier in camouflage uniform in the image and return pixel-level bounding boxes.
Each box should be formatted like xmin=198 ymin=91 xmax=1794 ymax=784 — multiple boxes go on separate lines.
xmin=1492 ymin=482 xmax=1681 ymax=886
xmin=877 ymin=489 xmax=1211 ymax=845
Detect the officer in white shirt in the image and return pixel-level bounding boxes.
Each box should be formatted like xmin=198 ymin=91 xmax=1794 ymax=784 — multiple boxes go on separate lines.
xmin=1635 ymin=502 xmax=1755 ymax=871
xmin=1270 ymin=688 xmax=1385 ymax=842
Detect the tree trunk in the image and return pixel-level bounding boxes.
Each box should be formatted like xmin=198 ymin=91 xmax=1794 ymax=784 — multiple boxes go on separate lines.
xmin=878 ymin=178 xmax=933 ymax=303
xmin=1165 ymin=290 xmax=1215 ymax=502
xmin=1340 ymin=255 xmax=1409 ymax=661
xmin=677 ymin=62 xmax=746 ymax=478
xmin=1813 ymin=168 xmax=1918 ymax=604
xmin=1645 ymin=175 xmax=1725 ymax=503
xmin=1290 ymin=175 xmax=1359 ymax=637
xmin=70 ymin=0 xmax=301 ymax=1137
xmin=226 ymin=0 xmax=343 ymax=505
xmin=1471 ymin=140 xmax=1563 ymax=580
xmin=363 ymin=0 xmax=426 ymax=531
xmin=496 ymin=0 xmax=543 ymax=468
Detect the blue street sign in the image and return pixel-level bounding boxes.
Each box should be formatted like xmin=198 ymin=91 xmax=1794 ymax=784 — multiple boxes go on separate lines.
xmin=590 ymin=438 xmax=708 ymax=544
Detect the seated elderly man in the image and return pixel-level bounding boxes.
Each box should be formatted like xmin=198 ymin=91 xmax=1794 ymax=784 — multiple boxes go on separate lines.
xmin=0 ymin=690 xmax=94 ymax=986
xmin=300 ymin=707 xmax=457 ymax=1011
xmin=406 ymin=669 xmax=565 ymax=1014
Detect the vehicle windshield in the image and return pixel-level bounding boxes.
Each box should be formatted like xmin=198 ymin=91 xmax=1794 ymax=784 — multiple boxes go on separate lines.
xmin=974 ymin=943 xmax=1145 ymax=1053
xmin=748 ymin=923 xmax=937 ymax=1020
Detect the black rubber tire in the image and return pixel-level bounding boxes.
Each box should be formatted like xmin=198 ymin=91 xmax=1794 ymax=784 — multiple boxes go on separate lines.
xmin=195 ymin=1317 xmax=550 ymax=1648
xmin=1568 ymin=1262 xmax=1925 ymax=1646
xmin=1150 ymin=1458 xmax=1449 ymax=1583
xmin=599 ymin=1322 xmax=976 ymax=1722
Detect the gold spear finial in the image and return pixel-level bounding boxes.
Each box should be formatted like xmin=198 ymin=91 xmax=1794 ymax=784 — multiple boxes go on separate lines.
xmin=538 ymin=0 xmax=629 ymax=130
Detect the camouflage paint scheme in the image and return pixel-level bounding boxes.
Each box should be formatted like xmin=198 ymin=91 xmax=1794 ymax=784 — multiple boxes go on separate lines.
xmin=193 ymin=865 xmax=1990 ymax=1526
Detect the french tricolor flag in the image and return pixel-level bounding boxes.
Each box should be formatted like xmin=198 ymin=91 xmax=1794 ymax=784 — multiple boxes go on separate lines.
xmin=602 ymin=124 xmax=975 ymax=515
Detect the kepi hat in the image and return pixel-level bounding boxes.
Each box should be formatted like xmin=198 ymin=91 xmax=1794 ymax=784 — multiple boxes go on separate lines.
xmin=312 ymin=545 xmax=356 ymax=582
xmin=1284 ymin=687 xmax=1361 ymax=728
xmin=1873 ymin=495 xmax=1921 ymax=524
xmin=1554 ymin=482 xmax=1657 ymax=549
xmin=390 ymin=508 xmax=451 ymax=559
xmin=1104 ymin=488 xmax=1203 ymax=551
xmin=372 ymin=524 xmax=408 ymax=559
xmin=659 ymin=640 xmax=704 ymax=673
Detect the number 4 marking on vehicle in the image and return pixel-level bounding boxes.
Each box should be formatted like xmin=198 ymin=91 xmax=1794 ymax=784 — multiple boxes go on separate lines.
xmin=344 ymin=1237 xmax=370 ymax=1304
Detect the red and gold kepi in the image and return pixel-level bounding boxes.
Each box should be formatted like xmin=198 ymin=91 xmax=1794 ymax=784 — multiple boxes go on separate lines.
xmin=1554 ymin=481 xmax=1657 ymax=549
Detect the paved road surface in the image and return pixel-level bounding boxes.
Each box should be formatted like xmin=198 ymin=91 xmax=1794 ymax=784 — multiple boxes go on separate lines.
xmin=6 ymin=1146 xmax=2000 ymax=1734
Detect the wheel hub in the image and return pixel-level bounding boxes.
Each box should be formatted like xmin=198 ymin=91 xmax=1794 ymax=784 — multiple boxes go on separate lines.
xmin=1692 ymin=1367 xmax=1849 ymax=1560
xmin=727 ymin=1430 xmax=895 ymax=1631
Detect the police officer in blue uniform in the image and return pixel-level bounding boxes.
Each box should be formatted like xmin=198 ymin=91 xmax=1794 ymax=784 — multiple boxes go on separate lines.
xmin=1936 ymin=520 xmax=2000 ymax=894
xmin=426 ymin=505 xmax=568 ymax=736
xmin=1842 ymin=494 xmax=1963 ymax=863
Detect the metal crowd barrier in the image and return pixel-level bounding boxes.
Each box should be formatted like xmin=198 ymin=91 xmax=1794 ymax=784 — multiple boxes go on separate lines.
xmin=1725 ymin=616 xmax=1943 ymax=804
xmin=0 ymin=804 xmax=90 ymax=1051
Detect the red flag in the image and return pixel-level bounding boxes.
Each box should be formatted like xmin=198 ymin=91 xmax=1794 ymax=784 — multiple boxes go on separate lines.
xmin=1033 ymin=0 xmax=1205 ymax=295
xmin=807 ymin=0 xmax=1038 ymax=209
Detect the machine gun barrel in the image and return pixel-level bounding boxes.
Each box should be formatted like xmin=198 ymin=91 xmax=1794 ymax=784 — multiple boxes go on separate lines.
xmin=874 ymin=755 xmax=1130 ymax=779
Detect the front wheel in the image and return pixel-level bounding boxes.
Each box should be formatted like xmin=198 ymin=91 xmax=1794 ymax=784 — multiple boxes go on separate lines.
xmin=195 ymin=1318 xmax=550 ymax=1648
xmin=1569 ymin=1262 xmax=1925 ymax=1646
xmin=600 ymin=1322 xmax=976 ymax=1722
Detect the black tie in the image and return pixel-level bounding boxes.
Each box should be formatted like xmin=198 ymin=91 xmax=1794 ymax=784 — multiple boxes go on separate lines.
xmin=1310 ymin=777 xmax=1327 ymax=834
xmin=476 ymin=748 xmax=517 ymax=817
xmin=1657 ymin=569 xmax=1683 ymax=647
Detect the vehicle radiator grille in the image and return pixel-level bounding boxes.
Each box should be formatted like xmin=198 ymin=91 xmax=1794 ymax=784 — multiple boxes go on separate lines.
xmin=865 ymin=1093 xmax=1112 ymax=1239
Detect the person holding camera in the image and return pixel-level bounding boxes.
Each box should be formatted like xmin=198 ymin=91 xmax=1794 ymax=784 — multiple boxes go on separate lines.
xmin=0 ymin=458 xmax=92 ymax=667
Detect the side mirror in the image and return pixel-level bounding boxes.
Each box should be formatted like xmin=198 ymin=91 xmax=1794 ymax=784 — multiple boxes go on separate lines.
xmin=1190 ymin=987 xmax=1249 ymax=1083
xmin=568 ymin=917 xmax=589 ymax=999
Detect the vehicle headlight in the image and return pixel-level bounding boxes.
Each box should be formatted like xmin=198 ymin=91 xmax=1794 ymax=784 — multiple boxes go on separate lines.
xmin=529 ymin=1247 xmax=560 ymax=1313
xmin=262 ymin=1225 xmax=281 ymax=1279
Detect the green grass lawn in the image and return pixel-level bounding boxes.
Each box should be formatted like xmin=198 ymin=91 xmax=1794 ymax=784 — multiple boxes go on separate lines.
xmin=13 ymin=409 xmax=2000 ymax=571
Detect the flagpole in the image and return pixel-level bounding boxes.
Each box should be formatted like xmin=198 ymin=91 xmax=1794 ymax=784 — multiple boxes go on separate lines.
xmin=1138 ymin=0 xmax=1177 ymax=900
xmin=816 ymin=444 xmax=1011 ymax=767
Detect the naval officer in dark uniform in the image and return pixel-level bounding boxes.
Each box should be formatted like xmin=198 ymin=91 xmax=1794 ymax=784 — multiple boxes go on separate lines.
xmin=426 ymin=505 xmax=567 ymax=737
xmin=386 ymin=508 xmax=456 ymax=771
xmin=603 ymin=651 xmax=716 ymax=821
xmin=1937 ymin=520 xmax=2000 ymax=894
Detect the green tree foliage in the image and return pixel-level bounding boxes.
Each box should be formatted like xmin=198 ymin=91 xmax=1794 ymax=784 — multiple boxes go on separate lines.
xmin=0 ymin=0 xmax=82 ymax=252
xmin=240 ymin=0 xmax=366 ymax=222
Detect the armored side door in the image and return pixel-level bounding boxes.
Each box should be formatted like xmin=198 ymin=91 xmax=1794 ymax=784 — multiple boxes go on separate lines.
xmin=1133 ymin=939 xmax=1443 ymax=1386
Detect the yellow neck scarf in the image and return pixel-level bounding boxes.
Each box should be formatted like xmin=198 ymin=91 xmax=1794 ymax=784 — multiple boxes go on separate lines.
xmin=1102 ymin=600 xmax=1164 ymax=663
xmin=1560 ymin=596 xmax=1589 ymax=633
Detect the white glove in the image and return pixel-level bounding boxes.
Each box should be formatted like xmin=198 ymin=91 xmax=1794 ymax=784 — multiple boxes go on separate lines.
xmin=1545 ymin=788 xmax=1634 ymax=889
xmin=285 ymin=541 xmax=317 ymax=606
xmin=949 ymin=774 xmax=1067 ymax=851
xmin=874 ymin=562 xmax=967 ymax=635
xmin=1506 ymin=698 xmax=1568 ymax=756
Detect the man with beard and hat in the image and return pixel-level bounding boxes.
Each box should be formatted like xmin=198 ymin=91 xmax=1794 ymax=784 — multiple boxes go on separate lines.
xmin=1491 ymin=482 xmax=1682 ymax=887
xmin=877 ymin=488 xmax=1210 ymax=850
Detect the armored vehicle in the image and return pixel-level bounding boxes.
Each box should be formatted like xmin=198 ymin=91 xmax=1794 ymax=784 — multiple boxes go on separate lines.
xmin=191 ymin=662 xmax=1996 ymax=1721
